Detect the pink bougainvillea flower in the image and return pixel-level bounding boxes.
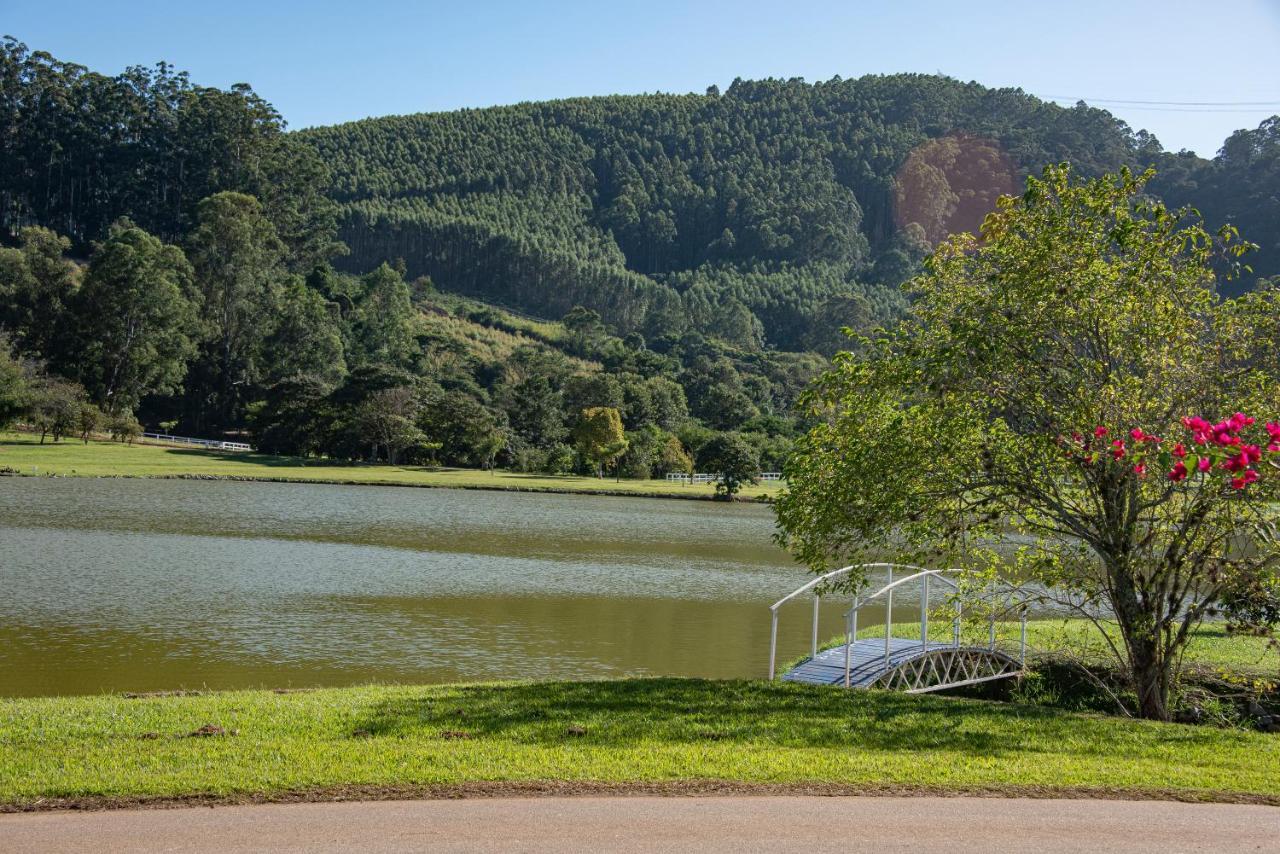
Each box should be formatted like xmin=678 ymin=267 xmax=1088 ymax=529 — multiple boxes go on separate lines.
xmin=1211 ymin=425 xmax=1237 ymax=446
xmin=1171 ymin=442 xmax=1187 ymax=459
xmin=1111 ymin=439 xmax=1126 ymax=459
xmin=1266 ymin=422 xmax=1280 ymax=441
xmin=1227 ymin=413 xmax=1255 ymax=431
xmin=1130 ymin=428 xmax=1146 ymax=442
xmin=1230 ymin=469 xmax=1259 ymax=490
xmin=1094 ymin=426 xmax=1108 ymax=438
xmin=1197 ymin=457 xmax=1212 ymax=473
xmin=1244 ymin=444 xmax=1262 ymax=464
xmin=1168 ymin=461 xmax=1188 ymax=482
xmin=1183 ymin=416 xmax=1212 ymax=445
xmin=1132 ymin=462 xmax=1146 ymax=476
xmin=1182 ymin=416 xmax=1210 ymax=432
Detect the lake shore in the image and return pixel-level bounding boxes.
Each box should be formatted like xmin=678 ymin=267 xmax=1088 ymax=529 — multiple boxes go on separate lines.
xmin=3 ymin=678 xmax=1278 ymax=812
xmin=0 ymin=433 xmax=781 ymax=502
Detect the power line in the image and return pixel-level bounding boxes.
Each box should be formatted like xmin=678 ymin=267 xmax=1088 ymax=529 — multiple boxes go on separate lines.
xmin=1043 ymin=95 xmax=1280 ymax=107
xmin=1067 ymin=105 xmax=1280 ymax=114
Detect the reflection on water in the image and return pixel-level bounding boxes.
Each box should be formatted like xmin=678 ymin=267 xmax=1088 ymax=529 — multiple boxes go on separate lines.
xmin=0 ymin=478 xmax=878 ymax=697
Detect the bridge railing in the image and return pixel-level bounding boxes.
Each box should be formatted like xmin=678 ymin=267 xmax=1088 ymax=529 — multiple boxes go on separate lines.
xmin=768 ymin=563 xmax=1030 ymax=685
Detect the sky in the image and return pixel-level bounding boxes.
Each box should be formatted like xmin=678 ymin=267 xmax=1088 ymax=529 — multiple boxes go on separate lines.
xmin=4 ymin=0 xmax=1279 ymax=157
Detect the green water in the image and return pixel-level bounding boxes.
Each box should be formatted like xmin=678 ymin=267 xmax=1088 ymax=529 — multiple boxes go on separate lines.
xmin=0 ymin=478 xmax=867 ymax=697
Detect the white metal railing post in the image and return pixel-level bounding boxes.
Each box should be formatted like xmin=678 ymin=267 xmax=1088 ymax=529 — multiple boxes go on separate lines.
xmin=769 ymin=609 xmax=779 ymax=680
xmin=811 ymin=594 xmax=820 ymax=659
xmin=1020 ymin=606 xmax=1028 ymax=667
xmin=844 ymin=601 xmax=855 ymax=688
xmin=920 ymin=572 xmax=930 ymax=650
xmin=884 ymin=566 xmax=893 ymax=669
xmin=988 ymin=581 xmax=997 ymax=651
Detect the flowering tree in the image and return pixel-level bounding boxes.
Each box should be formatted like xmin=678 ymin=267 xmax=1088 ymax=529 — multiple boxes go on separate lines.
xmin=775 ymin=165 xmax=1279 ymax=720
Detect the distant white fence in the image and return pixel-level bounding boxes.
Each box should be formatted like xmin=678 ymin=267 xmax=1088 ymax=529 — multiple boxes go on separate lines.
xmin=665 ymin=472 xmax=784 ymax=484
xmin=141 ymin=433 xmax=253 ymax=452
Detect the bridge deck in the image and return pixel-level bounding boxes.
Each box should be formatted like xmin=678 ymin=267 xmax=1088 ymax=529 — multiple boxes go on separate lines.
xmin=783 ymin=637 xmax=963 ymax=687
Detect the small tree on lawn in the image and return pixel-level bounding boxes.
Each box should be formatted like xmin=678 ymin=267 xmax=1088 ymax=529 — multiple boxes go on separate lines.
xmin=354 ymin=386 xmax=431 ymax=465
xmin=76 ymin=401 xmax=103 ymax=443
xmin=775 ymin=165 xmax=1280 ymax=721
xmin=29 ymin=377 xmax=84 ymax=443
xmin=573 ymin=406 xmax=627 ymax=478
xmin=701 ymin=432 xmax=759 ymax=500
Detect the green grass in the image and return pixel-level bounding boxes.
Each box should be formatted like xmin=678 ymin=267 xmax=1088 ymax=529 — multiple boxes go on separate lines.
xmin=0 ymin=432 xmax=781 ymax=500
xmin=3 ymin=678 xmax=1278 ymax=808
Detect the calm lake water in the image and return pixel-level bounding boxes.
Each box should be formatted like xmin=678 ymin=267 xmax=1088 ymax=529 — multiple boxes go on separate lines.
xmin=0 ymin=478 xmax=871 ymax=697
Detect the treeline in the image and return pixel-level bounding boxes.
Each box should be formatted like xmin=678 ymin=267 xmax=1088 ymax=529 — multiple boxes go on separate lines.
xmin=0 ymin=206 xmax=813 ymax=476
xmin=0 ymin=38 xmax=339 ymax=270
xmin=0 ymin=141 xmax=813 ymax=479
xmin=300 ymin=75 xmax=1280 ymax=345
xmin=1150 ymin=117 xmax=1280 ymax=296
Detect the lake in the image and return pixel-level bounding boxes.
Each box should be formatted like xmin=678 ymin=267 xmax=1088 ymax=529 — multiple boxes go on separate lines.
xmin=0 ymin=478 xmax=872 ymax=697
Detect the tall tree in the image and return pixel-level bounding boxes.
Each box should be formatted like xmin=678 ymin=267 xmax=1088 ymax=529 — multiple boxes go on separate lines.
xmin=184 ymin=191 xmax=287 ymax=429
xmin=262 ymin=278 xmax=346 ymax=386
xmin=573 ymin=406 xmax=628 ymax=478
xmin=0 ymin=227 xmax=79 ymax=359
xmin=350 ymin=263 xmax=415 ymax=367
xmin=69 ymin=220 xmax=199 ymax=414
xmin=775 ymin=166 xmax=1275 ymax=721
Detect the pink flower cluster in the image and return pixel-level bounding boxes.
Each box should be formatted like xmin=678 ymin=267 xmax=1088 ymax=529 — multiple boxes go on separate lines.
xmin=1060 ymin=413 xmax=1280 ymax=491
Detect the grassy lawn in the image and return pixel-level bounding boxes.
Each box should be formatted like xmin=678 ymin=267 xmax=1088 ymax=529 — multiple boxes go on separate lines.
xmin=3 ymin=678 xmax=1279 ymax=809
xmin=0 ymin=432 xmax=780 ymax=501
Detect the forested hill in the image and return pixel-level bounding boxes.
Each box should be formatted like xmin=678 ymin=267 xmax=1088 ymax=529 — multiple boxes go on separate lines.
xmin=2 ymin=39 xmax=1277 ymax=476
xmin=297 ymin=76 xmax=1276 ymax=347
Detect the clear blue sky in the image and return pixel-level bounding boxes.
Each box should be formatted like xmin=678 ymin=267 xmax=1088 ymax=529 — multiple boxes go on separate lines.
xmin=5 ymin=0 xmax=1279 ymax=157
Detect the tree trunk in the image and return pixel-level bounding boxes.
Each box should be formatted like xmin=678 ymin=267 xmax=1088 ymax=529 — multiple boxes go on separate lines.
xmin=1131 ymin=649 xmax=1171 ymax=721
xmin=1108 ymin=555 xmax=1175 ymax=721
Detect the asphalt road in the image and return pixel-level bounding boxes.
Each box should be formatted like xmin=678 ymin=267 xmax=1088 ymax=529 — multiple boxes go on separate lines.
xmin=3 ymin=796 xmax=1278 ymax=853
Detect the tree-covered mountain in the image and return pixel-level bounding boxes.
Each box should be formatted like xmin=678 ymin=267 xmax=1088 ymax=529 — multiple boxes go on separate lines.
xmin=298 ymin=76 xmax=1277 ymax=341
xmin=1 ymin=38 xmax=1277 ymax=478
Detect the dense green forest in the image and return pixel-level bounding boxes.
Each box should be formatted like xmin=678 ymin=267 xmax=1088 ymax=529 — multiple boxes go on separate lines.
xmin=1 ymin=37 xmax=1277 ymax=479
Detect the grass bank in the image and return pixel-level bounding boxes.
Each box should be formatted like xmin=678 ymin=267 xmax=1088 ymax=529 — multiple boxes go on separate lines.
xmin=3 ymin=678 xmax=1279 ymax=811
xmin=0 ymin=433 xmax=780 ymax=501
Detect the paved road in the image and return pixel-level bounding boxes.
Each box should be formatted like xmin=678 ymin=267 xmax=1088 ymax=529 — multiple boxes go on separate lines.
xmin=3 ymin=796 xmax=1277 ymax=853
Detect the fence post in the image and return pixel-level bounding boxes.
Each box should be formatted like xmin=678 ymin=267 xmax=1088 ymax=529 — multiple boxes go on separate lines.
xmin=953 ymin=603 xmax=961 ymax=648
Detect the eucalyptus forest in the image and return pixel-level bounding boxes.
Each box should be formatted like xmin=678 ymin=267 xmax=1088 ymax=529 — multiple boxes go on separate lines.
xmin=1 ymin=36 xmax=1277 ymax=478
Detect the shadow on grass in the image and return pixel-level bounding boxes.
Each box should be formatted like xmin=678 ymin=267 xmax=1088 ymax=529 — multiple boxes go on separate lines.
xmin=349 ymin=678 xmax=1224 ymax=758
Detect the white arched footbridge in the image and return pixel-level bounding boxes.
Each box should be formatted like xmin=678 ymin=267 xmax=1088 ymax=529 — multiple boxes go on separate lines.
xmin=770 ymin=564 xmax=1029 ymax=692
